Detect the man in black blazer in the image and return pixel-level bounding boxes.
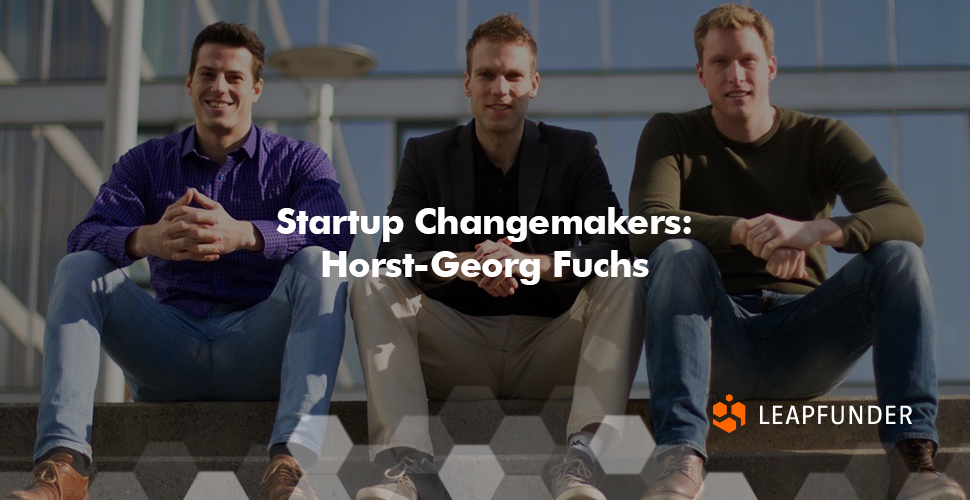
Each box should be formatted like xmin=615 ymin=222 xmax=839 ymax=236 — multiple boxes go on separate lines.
xmin=352 ymin=14 xmax=643 ymax=500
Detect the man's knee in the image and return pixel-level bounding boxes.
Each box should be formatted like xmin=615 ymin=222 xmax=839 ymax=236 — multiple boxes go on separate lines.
xmin=288 ymin=246 xmax=327 ymax=272
xmin=349 ymin=273 xmax=383 ymax=311
xmin=51 ymin=251 xmax=118 ymax=289
xmin=288 ymin=246 xmax=347 ymax=287
xmin=865 ymin=241 xmax=928 ymax=278
xmin=349 ymin=269 xmax=414 ymax=319
xmin=648 ymin=239 xmax=716 ymax=274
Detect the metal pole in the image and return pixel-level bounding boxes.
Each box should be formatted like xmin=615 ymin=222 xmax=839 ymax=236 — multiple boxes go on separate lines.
xmin=24 ymin=0 xmax=54 ymax=389
xmin=98 ymin=0 xmax=145 ymax=403
xmin=313 ymin=83 xmax=334 ymax=156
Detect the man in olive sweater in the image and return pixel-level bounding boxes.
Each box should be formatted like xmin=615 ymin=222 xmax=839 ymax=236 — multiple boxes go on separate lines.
xmin=631 ymin=5 xmax=965 ymax=500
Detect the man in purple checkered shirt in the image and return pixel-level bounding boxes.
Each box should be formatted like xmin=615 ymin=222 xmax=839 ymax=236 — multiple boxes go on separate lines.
xmin=6 ymin=23 xmax=348 ymax=500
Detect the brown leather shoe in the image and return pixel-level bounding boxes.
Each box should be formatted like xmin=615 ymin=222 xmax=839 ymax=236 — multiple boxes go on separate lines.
xmin=262 ymin=455 xmax=317 ymax=500
xmin=5 ymin=453 xmax=89 ymax=500
xmin=641 ymin=447 xmax=705 ymax=500
xmin=888 ymin=439 xmax=966 ymax=500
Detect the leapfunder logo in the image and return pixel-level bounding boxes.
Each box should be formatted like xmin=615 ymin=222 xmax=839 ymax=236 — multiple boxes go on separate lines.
xmin=712 ymin=394 xmax=746 ymax=433
xmin=711 ymin=394 xmax=914 ymax=434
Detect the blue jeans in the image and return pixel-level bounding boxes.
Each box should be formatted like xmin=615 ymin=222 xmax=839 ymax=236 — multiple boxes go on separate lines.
xmin=644 ymin=239 xmax=939 ymax=460
xmin=35 ymin=248 xmax=347 ymax=464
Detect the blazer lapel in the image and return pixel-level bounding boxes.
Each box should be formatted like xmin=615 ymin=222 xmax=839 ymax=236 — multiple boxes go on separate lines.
xmin=450 ymin=121 xmax=476 ymax=251
xmin=518 ymin=120 xmax=548 ymax=219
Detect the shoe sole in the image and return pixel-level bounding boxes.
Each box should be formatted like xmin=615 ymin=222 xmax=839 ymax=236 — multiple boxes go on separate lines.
xmin=356 ymin=487 xmax=412 ymax=500
xmin=555 ymin=485 xmax=607 ymax=500
xmin=641 ymin=482 xmax=705 ymax=500
xmin=900 ymin=487 xmax=966 ymax=500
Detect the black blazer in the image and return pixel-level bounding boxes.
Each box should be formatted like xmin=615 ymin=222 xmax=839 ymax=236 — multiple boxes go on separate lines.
xmin=379 ymin=119 xmax=630 ymax=309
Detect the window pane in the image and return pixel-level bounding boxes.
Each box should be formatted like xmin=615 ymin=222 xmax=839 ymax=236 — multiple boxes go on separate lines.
xmin=280 ymin=0 xmax=321 ymax=46
xmin=537 ymin=0 xmax=601 ymax=71
xmin=330 ymin=0 xmax=458 ymax=74
xmin=750 ymin=0 xmax=817 ymax=68
xmin=822 ymin=0 xmax=889 ymax=67
xmin=143 ymin=0 xmax=191 ymax=78
xmin=342 ymin=119 xmax=394 ymax=224
xmin=468 ymin=0 xmax=531 ymax=39
xmin=898 ymin=113 xmax=970 ymax=380
xmin=612 ymin=0 xmax=723 ymax=70
xmin=896 ymin=0 xmax=970 ymax=66
xmin=50 ymin=0 xmax=108 ymax=79
xmin=604 ymin=116 xmax=651 ymax=215
xmin=0 ymin=0 xmax=37 ymax=79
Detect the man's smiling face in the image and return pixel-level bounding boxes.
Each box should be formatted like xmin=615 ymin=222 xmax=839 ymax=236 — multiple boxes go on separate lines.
xmin=186 ymin=43 xmax=263 ymax=139
xmin=697 ymin=26 xmax=777 ymax=132
xmin=464 ymin=39 xmax=539 ymax=139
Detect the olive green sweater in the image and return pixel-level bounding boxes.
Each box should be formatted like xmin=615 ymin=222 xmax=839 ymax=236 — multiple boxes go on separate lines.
xmin=629 ymin=106 xmax=924 ymax=295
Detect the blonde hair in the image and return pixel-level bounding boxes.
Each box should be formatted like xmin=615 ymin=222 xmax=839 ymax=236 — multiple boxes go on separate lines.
xmin=694 ymin=4 xmax=774 ymax=61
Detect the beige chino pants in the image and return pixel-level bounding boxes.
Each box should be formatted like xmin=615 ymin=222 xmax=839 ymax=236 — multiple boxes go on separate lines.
xmin=350 ymin=270 xmax=644 ymax=460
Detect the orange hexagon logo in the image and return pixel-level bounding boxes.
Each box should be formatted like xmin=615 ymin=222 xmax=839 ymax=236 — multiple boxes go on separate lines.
xmin=712 ymin=394 xmax=745 ymax=433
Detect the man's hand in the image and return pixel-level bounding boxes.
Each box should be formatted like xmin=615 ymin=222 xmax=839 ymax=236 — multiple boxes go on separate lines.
xmin=431 ymin=250 xmax=520 ymax=297
xmin=126 ymin=188 xmax=263 ymax=262
xmin=741 ymin=214 xmax=845 ymax=260
xmin=164 ymin=190 xmax=262 ymax=260
xmin=473 ymin=238 xmax=526 ymax=298
xmin=765 ymin=247 xmax=809 ymax=280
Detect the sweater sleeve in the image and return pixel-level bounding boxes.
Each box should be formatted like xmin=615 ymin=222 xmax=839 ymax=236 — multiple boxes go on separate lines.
xmin=629 ymin=113 xmax=741 ymax=258
xmin=824 ymin=121 xmax=925 ymax=252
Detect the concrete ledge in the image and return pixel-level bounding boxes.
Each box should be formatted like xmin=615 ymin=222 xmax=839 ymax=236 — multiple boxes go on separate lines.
xmin=2 ymin=396 xmax=968 ymax=458
xmin=0 ymin=448 xmax=966 ymax=500
xmin=1 ymin=397 xmax=967 ymax=499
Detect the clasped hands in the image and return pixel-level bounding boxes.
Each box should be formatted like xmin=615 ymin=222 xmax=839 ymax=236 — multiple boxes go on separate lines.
xmin=731 ymin=214 xmax=841 ymax=280
xmin=127 ymin=188 xmax=262 ymax=262
xmin=454 ymin=237 xmax=535 ymax=298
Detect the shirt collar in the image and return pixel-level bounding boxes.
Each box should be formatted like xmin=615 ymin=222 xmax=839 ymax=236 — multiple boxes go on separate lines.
xmin=181 ymin=124 xmax=259 ymax=160
xmin=472 ymin=127 xmax=520 ymax=173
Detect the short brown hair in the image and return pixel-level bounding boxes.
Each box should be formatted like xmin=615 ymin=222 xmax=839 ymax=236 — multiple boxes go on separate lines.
xmin=693 ymin=4 xmax=774 ymax=61
xmin=465 ymin=13 xmax=537 ymax=73
xmin=189 ymin=21 xmax=266 ymax=81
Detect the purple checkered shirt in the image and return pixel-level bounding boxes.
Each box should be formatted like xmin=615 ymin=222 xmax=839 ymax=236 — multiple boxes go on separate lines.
xmin=68 ymin=124 xmax=353 ymax=317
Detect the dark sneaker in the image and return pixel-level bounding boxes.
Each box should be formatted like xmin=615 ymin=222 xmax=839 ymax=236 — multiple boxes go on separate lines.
xmin=640 ymin=446 xmax=705 ymax=500
xmin=888 ymin=439 xmax=965 ymax=500
xmin=551 ymin=448 xmax=606 ymax=500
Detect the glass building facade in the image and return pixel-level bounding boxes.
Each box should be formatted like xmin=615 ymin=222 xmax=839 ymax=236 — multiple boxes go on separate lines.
xmin=1 ymin=0 xmax=969 ymax=398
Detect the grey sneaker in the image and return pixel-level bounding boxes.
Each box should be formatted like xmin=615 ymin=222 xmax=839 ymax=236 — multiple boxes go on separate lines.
xmin=551 ymin=448 xmax=606 ymax=500
xmin=357 ymin=455 xmax=441 ymax=500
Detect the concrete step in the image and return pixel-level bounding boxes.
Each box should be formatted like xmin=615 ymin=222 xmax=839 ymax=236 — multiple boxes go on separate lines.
xmin=1 ymin=397 xmax=968 ymax=499
xmin=0 ymin=449 xmax=967 ymax=500
xmin=3 ymin=397 xmax=968 ymax=457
